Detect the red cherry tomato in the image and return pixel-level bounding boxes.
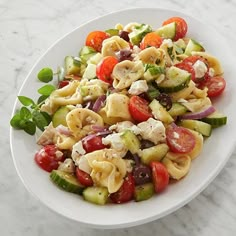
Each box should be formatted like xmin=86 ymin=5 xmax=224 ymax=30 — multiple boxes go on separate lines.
xmin=150 ymin=161 xmax=169 ymax=193
xmin=34 ymin=145 xmax=65 ymax=172
xmin=96 ymin=56 xmax=118 ymax=84
xmin=199 ymin=76 xmax=226 ymax=97
xmin=128 ymin=96 xmax=153 ymax=122
xmin=75 ymin=167 xmax=93 ymax=187
xmin=58 ymin=80 xmax=69 ymax=88
xmin=82 ymin=135 xmax=107 ymax=153
xmin=85 ymin=31 xmax=109 ymax=52
xmin=110 ymin=174 xmax=135 ymax=204
xmin=162 ymin=17 xmax=188 ymax=41
xmin=166 ymin=125 xmax=196 ymax=153
xmin=175 ymin=62 xmax=196 ymax=82
xmin=140 ymin=32 xmax=163 ymax=50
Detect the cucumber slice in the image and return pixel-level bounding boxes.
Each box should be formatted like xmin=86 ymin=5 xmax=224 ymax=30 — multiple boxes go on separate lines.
xmin=134 ymin=183 xmax=154 ymax=202
xmin=65 ymin=56 xmax=85 ymax=76
xmin=129 ymin=24 xmax=152 ymax=45
xmin=184 ymin=39 xmax=205 ymax=56
xmin=156 ymin=22 xmax=176 ymax=39
xmin=52 ymin=106 xmax=70 ymax=127
xmin=201 ymin=111 xmax=227 ymax=127
xmin=149 ymin=99 xmax=174 ymax=124
xmin=179 ymin=119 xmax=212 ymax=137
xmin=168 ymin=102 xmax=188 ymax=117
xmin=50 ymin=170 xmax=85 ymax=194
xmin=139 ymin=143 xmax=169 ymax=165
xmin=157 ymin=66 xmax=191 ymax=93
xmin=82 ymin=64 xmax=97 ymax=80
xmin=120 ymin=130 xmax=141 ymax=154
xmin=83 ymin=187 xmax=109 ymax=205
xmin=105 ymin=28 xmax=119 ymax=36
xmin=79 ymin=46 xmax=97 ymax=64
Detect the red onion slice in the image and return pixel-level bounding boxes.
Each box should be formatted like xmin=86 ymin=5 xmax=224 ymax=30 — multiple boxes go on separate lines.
xmin=180 ymin=106 xmax=216 ymax=120
xmin=56 ymin=125 xmax=71 ymax=136
xmin=92 ymin=95 xmax=106 ymax=112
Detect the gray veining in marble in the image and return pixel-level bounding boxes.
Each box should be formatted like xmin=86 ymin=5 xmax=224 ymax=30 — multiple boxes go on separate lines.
xmin=1 ymin=0 xmax=236 ymax=235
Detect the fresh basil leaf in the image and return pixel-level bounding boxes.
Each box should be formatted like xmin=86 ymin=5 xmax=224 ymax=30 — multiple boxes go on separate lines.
xmin=10 ymin=113 xmax=22 ymax=129
xmin=40 ymin=111 xmax=52 ymax=124
xmin=32 ymin=110 xmax=49 ymax=131
xmin=18 ymin=96 xmax=35 ymax=106
xmin=23 ymin=121 xmax=36 ymax=135
xmin=37 ymin=84 xmax=55 ymax=96
xmin=20 ymin=107 xmax=32 ymax=119
xmin=37 ymin=67 xmax=53 ymax=83
xmin=37 ymin=95 xmax=49 ymax=105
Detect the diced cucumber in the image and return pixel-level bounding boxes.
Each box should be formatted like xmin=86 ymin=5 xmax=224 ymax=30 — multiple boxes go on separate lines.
xmin=168 ymin=102 xmax=188 ymax=117
xmin=145 ymin=82 xmax=160 ymax=100
xmin=184 ymin=39 xmax=205 ymax=56
xmin=65 ymin=56 xmax=85 ymax=76
xmin=201 ymin=111 xmax=227 ymax=127
xmin=82 ymin=64 xmax=97 ymax=80
xmin=120 ymin=130 xmax=141 ymax=154
xmin=105 ymin=28 xmax=119 ymax=36
xmin=149 ymin=99 xmax=174 ymax=124
xmin=52 ymin=106 xmax=70 ymax=127
xmin=79 ymin=84 xmax=104 ymax=100
xmin=144 ymin=64 xmax=165 ymax=81
xmin=179 ymin=119 xmax=212 ymax=137
xmin=139 ymin=143 xmax=169 ymax=165
xmin=129 ymin=24 xmax=152 ymax=45
xmin=79 ymin=46 xmax=97 ymax=64
xmin=134 ymin=183 xmax=154 ymax=202
xmin=157 ymin=66 xmax=191 ymax=93
xmin=50 ymin=170 xmax=85 ymax=194
xmin=156 ymin=22 xmax=176 ymax=39
xmin=83 ymin=187 xmax=109 ymax=205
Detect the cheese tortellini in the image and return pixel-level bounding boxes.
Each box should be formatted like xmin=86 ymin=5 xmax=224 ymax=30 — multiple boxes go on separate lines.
xmin=66 ymin=108 xmax=104 ymax=139
xmin=41 ymin=81 xmax=82 ymax=114
xmin=85 ymin=149 xmax=127 ymax=193
xmin=112 ymin=60 xmax=144 ymax=89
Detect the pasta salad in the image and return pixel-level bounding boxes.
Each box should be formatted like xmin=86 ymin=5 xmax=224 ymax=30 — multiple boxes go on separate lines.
xmin=11 ymin=16 xmax=227 ymax=205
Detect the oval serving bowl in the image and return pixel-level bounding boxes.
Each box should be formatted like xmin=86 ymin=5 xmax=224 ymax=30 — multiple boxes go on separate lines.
xmin=10 ymin=8 xmax=236 ymax=229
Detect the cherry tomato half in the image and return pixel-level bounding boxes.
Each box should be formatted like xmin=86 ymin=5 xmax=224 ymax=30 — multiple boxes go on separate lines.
xmin=150 ymin=161 xmax=169 ymax=193
xmin=128 ymin=95 xmax=153 ymax=122
xmin=34 ymin=145 xmax=65 ymax=172
xmin=162 ymin=17 xmax=188 ymax=41
xmin=110 ymin=174 xmax=135 ymax=204
xmin=182 ymin=55 xmax=208 ymax=67
xmin=96 ymin=56 xmax=118 ymax=84
xmin=166 ymin=125 xmax=196 ymax=153
xmin=75 ymin=167 xmax=93 ymax=187
xmin=85 ymin=31 xmax=109 ymax=52
xmin=199 ymin=76 xmax=226 ymax=97
xmin=82 ymin=135 xmax=107 ymax=153
xmin=58 ymin=80 xmax=69 ymax=88
xmin=140 ymin=32 xmax=163 ymax=50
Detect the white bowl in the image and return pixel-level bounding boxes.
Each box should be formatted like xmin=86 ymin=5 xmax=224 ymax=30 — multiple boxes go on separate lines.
xmin=10 ymin=8 xmax=236 ymax=229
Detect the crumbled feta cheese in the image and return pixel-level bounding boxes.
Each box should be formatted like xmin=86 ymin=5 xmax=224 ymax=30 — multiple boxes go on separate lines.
xmin=77 ymin=155 xmax=91 ymax=174
xmin=208 ymin=67 xmax=215 ymax=77
xmin=102 ymin=133 xmax=126 ymax=151
xmin=193 ymin=60 xmax=208 ymax=78
xmin=71 ymin=141 xmax=86 ymax=162
xmin=173 ymin=131 xmax=180 ymax=139
xmin=137 ymin=118 xmax=166 ymax=144
xmin=58 ymin=158 xmax=75 ymax=174
xmin=128 ymin=80 xmax=148 ymax=95
xmin=161 ymin=39 xmax=173 ymax=48
xmin=109 ymin=121 xmax=141 ymax=135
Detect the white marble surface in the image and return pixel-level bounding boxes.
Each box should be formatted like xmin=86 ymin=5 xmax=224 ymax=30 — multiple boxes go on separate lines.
xmin=2 ymin=0 xmax=236 ymax=235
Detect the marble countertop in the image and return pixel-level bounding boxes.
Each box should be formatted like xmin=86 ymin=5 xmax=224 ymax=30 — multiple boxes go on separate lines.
xmin=2 ymin=0 xmax=236 ymax=235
